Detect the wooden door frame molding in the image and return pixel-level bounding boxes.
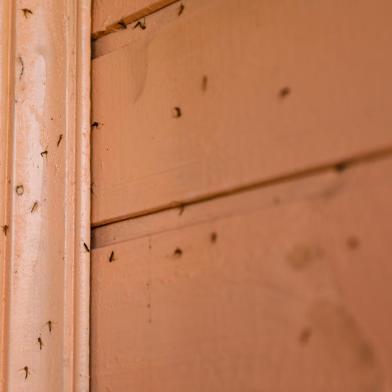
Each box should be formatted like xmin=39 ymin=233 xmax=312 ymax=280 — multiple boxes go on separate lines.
xmin=0 ymin=1 xmax=91 ymax=391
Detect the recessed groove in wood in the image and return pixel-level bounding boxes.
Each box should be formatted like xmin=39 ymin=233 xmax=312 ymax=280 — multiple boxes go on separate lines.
xmin=92 ymin=0 xmax=179 ymax=40
xmin=92 ymin=145 xmax=392 ymax=230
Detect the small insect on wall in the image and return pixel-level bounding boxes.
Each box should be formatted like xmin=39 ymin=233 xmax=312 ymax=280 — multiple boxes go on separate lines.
xmin=90 ymin=0 xmax=392 ymax=391
xmin=0 ymin=1 xmax=90 ymax=391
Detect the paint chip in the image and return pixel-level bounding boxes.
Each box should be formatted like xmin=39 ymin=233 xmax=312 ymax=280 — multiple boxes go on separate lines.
xmin=279 ymin=86 xmax=291 ymax=98
xmin=18 ymin=56 xmax=24 ymax=80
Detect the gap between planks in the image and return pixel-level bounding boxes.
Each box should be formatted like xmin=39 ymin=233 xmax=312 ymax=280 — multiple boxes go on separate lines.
xmin=92 ymin=145 xmax=392 ymax=230
xmin=92 ymin=0 xmax=180 ymax=40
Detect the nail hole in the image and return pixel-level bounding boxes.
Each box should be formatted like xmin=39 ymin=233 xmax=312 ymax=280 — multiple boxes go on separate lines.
xmin=279 ymin=86 xmax=291 ymax=98
xmin=346 ymin=236 xmax=360 ymax=250
xmin=210 ymin=232 xmax=218 ymax=243
xmin=202 ymin=75 xmax=208 ymax=92
xmin=334 ymin=161 xmax=348 ymax=173
xmin=173 ymin=248 xmax=183 ymax=257
xmin=299 ymin=327 xmax=312 ymax=345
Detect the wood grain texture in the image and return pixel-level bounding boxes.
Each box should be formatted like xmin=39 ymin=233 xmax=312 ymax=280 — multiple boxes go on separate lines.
xmin=91 ymin=157 xmax=392 ymax=391
xmin=92 ymin=0 xmax=392 ymax=225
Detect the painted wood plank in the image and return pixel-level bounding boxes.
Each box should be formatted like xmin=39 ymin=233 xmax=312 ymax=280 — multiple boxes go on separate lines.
xmin=0 ymin=1 xmax=91 ymax=390
xmin=91 ymin=157 xmax=392 ymax=391
xmin=92 ymin=0 xmax=179 ymax=37
xmin=92 ymin=0 xmax=392 ymax=225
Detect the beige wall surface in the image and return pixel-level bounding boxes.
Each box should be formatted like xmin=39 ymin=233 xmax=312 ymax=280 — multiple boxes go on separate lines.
xmin=91 ymin=0 xmax=392 ymax=391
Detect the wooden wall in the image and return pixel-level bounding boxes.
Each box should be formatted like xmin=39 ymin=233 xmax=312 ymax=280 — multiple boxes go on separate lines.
xmin=91 ymin=1 xmax=392 ymax=390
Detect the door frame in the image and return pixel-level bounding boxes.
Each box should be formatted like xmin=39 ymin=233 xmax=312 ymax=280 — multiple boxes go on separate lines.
xmin=0 ymin=1 xmax=91 ymax=390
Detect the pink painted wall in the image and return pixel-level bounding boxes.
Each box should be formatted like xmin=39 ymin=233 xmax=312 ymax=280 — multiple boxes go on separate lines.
xmin=91 ymin=0 xmax=392 ymax=390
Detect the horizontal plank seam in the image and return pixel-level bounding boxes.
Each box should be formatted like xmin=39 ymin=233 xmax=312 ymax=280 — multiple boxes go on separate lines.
xmin=92 ymin=144 xmax=392 ymax=231
xmin=92 ymin=0 xmax=180 ymax=41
